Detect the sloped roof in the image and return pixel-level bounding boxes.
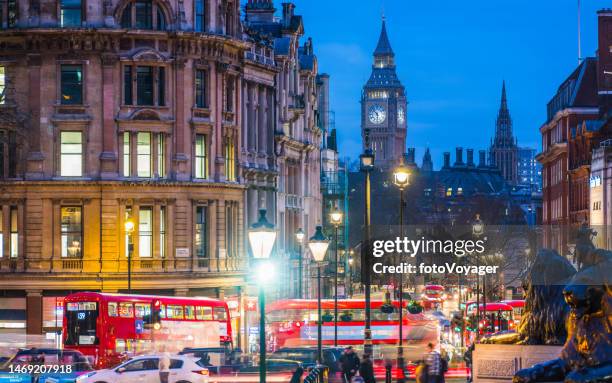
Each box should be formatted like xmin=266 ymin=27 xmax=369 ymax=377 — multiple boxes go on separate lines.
xmin=374 ymin=20 xmax=394 ymax=56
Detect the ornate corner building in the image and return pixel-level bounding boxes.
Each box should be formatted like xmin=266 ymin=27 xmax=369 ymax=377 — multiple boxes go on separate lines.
xmin=0 ymin=0 xmax=325 ymax=342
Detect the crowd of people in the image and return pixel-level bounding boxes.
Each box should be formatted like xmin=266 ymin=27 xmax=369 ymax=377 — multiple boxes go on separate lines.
xmin=338 ymin=343 xmax=449 ymax=383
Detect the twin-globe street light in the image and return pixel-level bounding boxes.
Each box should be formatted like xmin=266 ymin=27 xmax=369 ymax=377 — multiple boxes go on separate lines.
xmin=329 ymin=210 xmax=343 ymax=347
xmin=391 ymin=159 xmax=411 ymax=383
xmin=308 ymin=225 xmax=331 ymax=364
xmin=124 ymin=219 xmax=136 ymax=294
xmin=248 ymin=209 xmax=277 ymax=383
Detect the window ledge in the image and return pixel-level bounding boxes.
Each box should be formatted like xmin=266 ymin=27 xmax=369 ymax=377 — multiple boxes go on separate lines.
xmin=52 ymin=176 xmax=93 ymax=181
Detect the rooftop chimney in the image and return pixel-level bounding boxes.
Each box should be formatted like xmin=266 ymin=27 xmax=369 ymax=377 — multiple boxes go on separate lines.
xmin=466 ymin=149 xmax=474 ymax=167
xmin=443 ymin=152 xmax=450 ymax=168
xmin=478 ymin=150 xmax=486 ymax=167
xmin=454 ymin=147 xmax=464 ymax=166
xmin=282 ymin=3 xmax=295 ymax=28
xmin=245 ymin=0 xmax=276 ymax=23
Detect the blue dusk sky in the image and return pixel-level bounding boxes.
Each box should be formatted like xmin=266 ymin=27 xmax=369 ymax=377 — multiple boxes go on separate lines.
xmin=244 ymin=0 xmax=608 ymax=168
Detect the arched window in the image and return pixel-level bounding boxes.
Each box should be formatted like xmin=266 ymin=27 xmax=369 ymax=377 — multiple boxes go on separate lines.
xmin=120 ymin=0 xmax=166 ymax=31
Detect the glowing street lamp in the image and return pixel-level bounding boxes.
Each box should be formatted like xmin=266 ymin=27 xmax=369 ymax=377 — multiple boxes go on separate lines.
xmin=248 ymin=209 xmax=276 ymax=383
xmin=308 ymin=226 xmax=329 ymax=364
xmin=329 ymin=210 xmax=343 ymax=346
xmin=124 ymin=219 xmax=135 ymax=294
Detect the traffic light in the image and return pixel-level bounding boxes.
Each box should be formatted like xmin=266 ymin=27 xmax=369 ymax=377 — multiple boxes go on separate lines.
xmin=451 ymin=312 xmax=465 ymax=333
xmin=151 ymin=300 xmax=162 ymax=330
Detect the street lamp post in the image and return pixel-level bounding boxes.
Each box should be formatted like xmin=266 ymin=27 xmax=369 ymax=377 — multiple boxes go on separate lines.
xmin=392 ymin=159 xmax=411 ymax=383
xmin=360 ymin=130 xmax=375 ymax=356
xmin=330 ymin=210 xmax=343 ymax=347
xmin=296 ymin=228 xmax=305 ymax=298
xmin=124 ymin=219 xmax=135 ymax=294
xmin=248 ymin=209 xmax=277 ymax=383
xmin=472 ymin=214 xmax=484 ymax=339
xmin=309 ymin=225 xmax=330 ymax=364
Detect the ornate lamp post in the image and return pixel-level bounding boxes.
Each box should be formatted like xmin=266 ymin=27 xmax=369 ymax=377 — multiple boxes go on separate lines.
xmin=124 ymin=219 xmax=135 ymax=294
xmin=329 ymin=209 xmax=343 ymax=347
xmin=296 ymin=228 xmax=305 ymax=298
xmin=360 ymin=130 xmax=375 ymax=356
xmin=392 ymin=159 xmax=410 ymax=382
xmin=248 ymin=209 xmax=277 ymax=383
xmin=308 ymin=225 xmax=330 ymax=364
xmin=472 ymin=214 xmax=484 ymax=338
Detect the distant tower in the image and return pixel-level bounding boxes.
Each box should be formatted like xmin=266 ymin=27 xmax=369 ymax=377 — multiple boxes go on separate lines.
xmin=421 ymin=147 xmax=433 ymax=172
xmin=361 ymin=18 xmax=407 ymax=170
xmin=489 ymin=81 xmax=518 ymax=184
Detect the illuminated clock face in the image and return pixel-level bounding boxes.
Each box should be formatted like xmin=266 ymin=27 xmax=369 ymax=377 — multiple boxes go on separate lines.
xmin=368 ymin=105 xmax=386 ymax=124
xmin=397 ymin=106 xmax=405 ymax=124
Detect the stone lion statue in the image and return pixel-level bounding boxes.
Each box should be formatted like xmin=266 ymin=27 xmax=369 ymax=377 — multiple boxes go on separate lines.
xmin=513 ymin=258 xmax=612 ymax=383
xmin=482 ymin=249 xmax=576 ymax=345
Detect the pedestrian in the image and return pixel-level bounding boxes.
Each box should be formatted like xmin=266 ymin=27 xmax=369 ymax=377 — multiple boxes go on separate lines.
xmin=464 ymin=343 xmax=475 ymax=383
xmin=425 ymin=343 xmax=442 ymax=383
xmin=159 ymin=351 xmax=170 ymax=383
xmin=340 ymin=346 xmax=360 ymax=383
xmin=358 ymin=354 xmax=376 ymax=383
xmin=415 ymin=360 xmax=428 ymax=383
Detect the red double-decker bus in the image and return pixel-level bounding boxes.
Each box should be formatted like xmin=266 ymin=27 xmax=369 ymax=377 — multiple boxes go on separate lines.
xmin=421 ymin=284 xmax=446 ymax=310
xmin=266 ymin=299 xmax=439 ymax=361
xmin=62 ymin=292 xmax=232 ymax=368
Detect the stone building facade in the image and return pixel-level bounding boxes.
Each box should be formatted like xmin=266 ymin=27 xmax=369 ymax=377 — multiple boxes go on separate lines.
xmin=0 ymin=0 xmax=267 ymax=346
xmin=244 ymin=1 xmax=324 ymax=299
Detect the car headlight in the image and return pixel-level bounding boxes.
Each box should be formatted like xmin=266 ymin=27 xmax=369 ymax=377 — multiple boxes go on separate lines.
xmin=76 ymin=372 xmax=96 ymax=382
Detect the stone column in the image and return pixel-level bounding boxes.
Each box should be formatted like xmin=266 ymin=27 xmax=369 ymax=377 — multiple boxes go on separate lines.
xmin=174 ymin=57 xmax=189 ymax=180
xmin=258 ymin=86 xmax=266 ymax=156
xmin=25 ymin=54 xmax=44 ymax=179
xmin=100 ymin=54 xmax=118 ymax=179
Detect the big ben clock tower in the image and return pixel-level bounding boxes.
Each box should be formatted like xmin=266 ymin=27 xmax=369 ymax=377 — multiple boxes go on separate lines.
xmin=361 ymin=18 xmax=407 ymax=170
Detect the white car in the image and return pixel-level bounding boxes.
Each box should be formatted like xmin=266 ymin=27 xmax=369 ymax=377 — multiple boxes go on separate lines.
xmin=76 ymin=354 xmax=209 ymax=383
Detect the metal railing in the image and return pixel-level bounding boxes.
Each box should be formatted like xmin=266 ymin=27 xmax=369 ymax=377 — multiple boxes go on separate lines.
xmin=244 ymin=51 xmax=275 ymax=67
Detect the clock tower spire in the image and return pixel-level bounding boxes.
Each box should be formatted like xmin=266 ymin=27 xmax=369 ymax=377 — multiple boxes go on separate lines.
xmin=361 ymin=18 xmax=407 ymax=170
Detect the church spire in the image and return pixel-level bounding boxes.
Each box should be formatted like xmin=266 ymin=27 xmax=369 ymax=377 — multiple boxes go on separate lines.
xmin=495 ymin=80 xmax=514 ymax=146
xmin=374 ymin=17 xmax=394 ymax=57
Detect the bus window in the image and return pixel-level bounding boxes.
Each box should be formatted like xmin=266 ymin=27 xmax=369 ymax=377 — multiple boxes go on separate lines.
xmin=160 ymin=304 xmax=166 ymax=319
xmin=116 ymin=339 xmax=126 ymax=353
xmin=135 ymin=303 xmax=151 ymax=318
xmin=196 ymin=306 xmax=212 ymax=320
xmin=185 ymin=305 xmax=195 ymax=319
xmin=213 ymin=307 xmax=227 ymax=321
xmin=119 ymin=303 xmax=134 ymax=318
xmin=167 ymin=305 xmax=184 ymax=319
xmin=108 ymin=302 xmax=118 ymax=317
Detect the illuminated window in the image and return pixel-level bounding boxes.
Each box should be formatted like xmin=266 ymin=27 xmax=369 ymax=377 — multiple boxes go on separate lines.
xmin=139 ymin=207 xmax=152 ymax=257
xmin=60 ymin=0 xmax=82 ymax=27
xmin=195 ymin=134 xmax=207 ymax=179
xmin=108 ymin=302 xmax=118 ymax=317
xmin=137 ymin=132 xmax=151 ymax=177
xmin=166 ymin=305 xmax=184 ymax=319
xmin=0 ymin=66 xmax=5 ymax=104
xmin=446 ymin=188 xmax=452 ymax=197
xmin=225 ymin=137 xmax=235 ymax=181
xmin=185 ymin=306 xmax=195 ymax=319
xmin=457 ymin=187 xmax=463 ymax=196
xmin=60 ymin=132 xmax=82 ymax=177
xmin=195 ymin=206 xmax=207 ymax=258
xmin=159 ymin=206 xmax=166 ymax=258
xmin=196 ymin=306 xmax=212 ymax=320
xmin=157 ymin=133 xmax=165 ymax=178
xmin=123 ymin=132 xmax=131 ymax=177
xmin=10 ymin=206 xmax=19 ymax=258
xmin=61 ymin=206 xmax=83 ymax=258
xmin=60 ymin=65 xmax=83 ymax=105
xmin=135 ymin=303 xmax=151 ymax=318
xmin=119 ymin=303 xmax=134 ymax=318
xmin=214 ymin=307 xmax=227 ymax=321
